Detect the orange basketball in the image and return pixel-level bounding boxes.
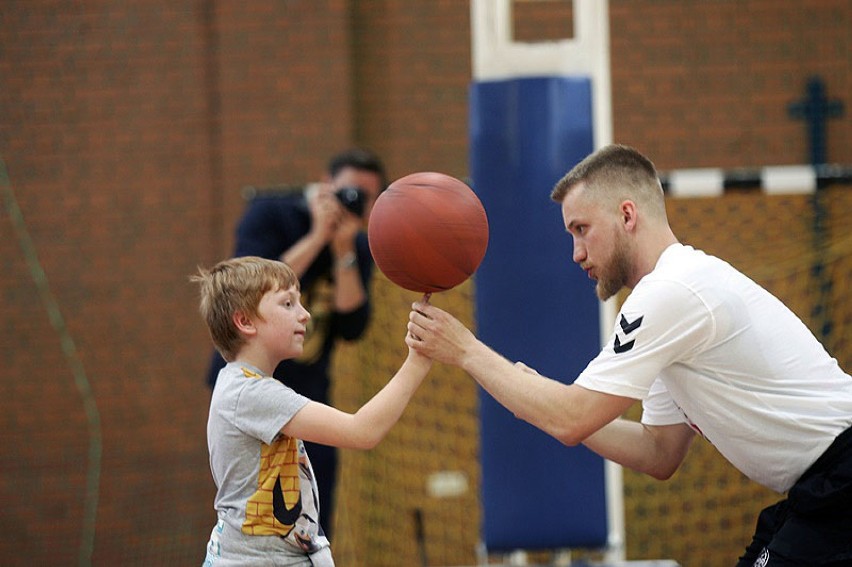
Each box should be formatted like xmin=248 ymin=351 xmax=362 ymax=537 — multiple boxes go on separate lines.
xmin=367 ymin=172 xmax=489 ymax=293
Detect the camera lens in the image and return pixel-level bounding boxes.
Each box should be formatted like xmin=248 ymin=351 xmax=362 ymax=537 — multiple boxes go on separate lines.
xmin=335 ymin=186 xmax=366 ymax=217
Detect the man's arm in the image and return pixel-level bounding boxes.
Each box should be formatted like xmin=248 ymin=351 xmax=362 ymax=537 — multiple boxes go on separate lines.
xmin=281 ymin=186 xmax=341 ymax=277
xmin=281 ymin=230 xmax=330 ymax=278
xmin=407 ymin=302 xmax=631 ymax=444
xmin=407 ymin=302 xmax=695 ymax=477
xmin=329 ymin=213 xmax=367 ymax=313
xmin=583 ymin=419 xmax=695 ymax=479
xmin=457 ymin=339 xmax=635 ymax=446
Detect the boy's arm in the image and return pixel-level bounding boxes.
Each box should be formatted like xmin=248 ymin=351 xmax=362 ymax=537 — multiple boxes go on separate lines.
xmin=280 ymin=349 xmax=431 ymax=450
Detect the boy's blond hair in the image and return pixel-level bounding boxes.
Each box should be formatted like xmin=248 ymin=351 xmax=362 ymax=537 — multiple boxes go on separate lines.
xmin=191 ymin=256 xmax=299 ymax=361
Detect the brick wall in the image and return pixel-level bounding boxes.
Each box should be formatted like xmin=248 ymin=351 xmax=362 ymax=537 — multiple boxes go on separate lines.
xmin=610 ymin=1 xmax=851 ymax=169
xmin=0 ymin=0 xmax=849 ymax=565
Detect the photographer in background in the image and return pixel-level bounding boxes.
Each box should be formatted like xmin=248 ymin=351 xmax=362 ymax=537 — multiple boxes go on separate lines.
xmin=205 ymin=148 xmax=388 ymax=540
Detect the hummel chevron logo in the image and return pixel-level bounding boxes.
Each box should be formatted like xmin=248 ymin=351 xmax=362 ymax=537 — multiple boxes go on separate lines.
xmin=614 ymin=314 xmax=644 ymax=354
xmin=619 ymin=314 xmax=644 ymax=334
xmin=613 ymin=336 xmax=635 ymax=353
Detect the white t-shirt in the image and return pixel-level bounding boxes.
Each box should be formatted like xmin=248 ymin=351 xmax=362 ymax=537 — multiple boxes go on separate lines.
xmin=207 ymin=362 xmax=329 ymax=560
xmin=576 ymin=243 xmax=852 ymax=493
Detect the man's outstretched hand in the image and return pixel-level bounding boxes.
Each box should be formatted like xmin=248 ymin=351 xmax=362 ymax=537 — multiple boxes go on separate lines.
xmin=406 ymin=299 xmax=476 ymax=368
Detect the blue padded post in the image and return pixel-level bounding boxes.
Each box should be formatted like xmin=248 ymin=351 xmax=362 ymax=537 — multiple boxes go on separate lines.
xmin=470 ymin=76 xmax=607 ymax=551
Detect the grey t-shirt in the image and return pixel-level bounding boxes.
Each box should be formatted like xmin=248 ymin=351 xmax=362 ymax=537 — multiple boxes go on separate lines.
xmin=206 ymin=361 xmax=330 ymax=562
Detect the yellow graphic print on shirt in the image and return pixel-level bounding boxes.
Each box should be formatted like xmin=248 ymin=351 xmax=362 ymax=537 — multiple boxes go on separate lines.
xmin=238 ymin=367 xmax=301 ymax=537
xmin=242 ymin=434 xmax=302 ymax=537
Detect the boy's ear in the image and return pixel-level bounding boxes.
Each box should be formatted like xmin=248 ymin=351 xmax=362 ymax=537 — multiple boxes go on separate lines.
xmin=233 ymin=311 xmax=256 ymax=336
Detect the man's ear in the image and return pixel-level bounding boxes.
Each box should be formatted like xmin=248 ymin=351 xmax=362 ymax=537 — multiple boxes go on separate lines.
xmin=233 ymin=311 xmax=256 ymax=336
xmin=621 ymin=200 xmax=639 ymax=231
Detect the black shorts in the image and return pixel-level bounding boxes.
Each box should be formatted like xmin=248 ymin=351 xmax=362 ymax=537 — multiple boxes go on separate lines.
xmin=736 ymin=426 xmax=852 ymax=566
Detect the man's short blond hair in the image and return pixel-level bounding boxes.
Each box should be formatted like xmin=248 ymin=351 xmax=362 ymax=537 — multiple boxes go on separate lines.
xmin=191 ymin=256 xmax=299 ymax=361
xmin=551 ymin=144 xmax=667 ymax=221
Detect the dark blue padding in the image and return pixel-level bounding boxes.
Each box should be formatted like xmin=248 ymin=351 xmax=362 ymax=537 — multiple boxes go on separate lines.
xmin=470 ymin=76 xmax=607 ymax=551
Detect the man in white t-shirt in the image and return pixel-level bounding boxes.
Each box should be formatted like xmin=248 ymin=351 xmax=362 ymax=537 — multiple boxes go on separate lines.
xmin=407 ymin=145 xmax=852 ymax=566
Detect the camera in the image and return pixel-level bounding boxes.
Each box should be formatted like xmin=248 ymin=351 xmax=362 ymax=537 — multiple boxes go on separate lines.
xmin=335 ymin=186 xmax=367 ymax=217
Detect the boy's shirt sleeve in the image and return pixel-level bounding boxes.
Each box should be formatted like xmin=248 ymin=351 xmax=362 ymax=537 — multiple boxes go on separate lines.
xmin=234 ymin=375 xmax=310 ymax=445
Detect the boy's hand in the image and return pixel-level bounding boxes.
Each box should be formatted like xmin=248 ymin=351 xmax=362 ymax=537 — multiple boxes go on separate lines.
xmin=406 ymin=293 xmax=433 ymax=367
xmin=406 ymin=342 xmax=433 ymax=370
xmin=407 ymin=293 xmax=430 ymax=342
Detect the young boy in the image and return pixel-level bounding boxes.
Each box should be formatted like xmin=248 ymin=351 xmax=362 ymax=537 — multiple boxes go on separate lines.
xmin=193 ymin=256 xmax=431 ymax=566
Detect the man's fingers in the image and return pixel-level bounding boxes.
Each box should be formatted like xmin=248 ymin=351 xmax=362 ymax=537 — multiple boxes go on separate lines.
xmin=406 ymin=321 xmax=421 ymax=338
xmin=412 ymin=300 xmax=442 ymax=319
xmin=411 ymin=304 xmax=431 ymax=321
xmin=406 ymin=322 xmax=426 ymax=347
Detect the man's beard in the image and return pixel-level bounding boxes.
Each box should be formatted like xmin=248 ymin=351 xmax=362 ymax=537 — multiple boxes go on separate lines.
xmin=595 ymin=235 xmax=631 ymax=301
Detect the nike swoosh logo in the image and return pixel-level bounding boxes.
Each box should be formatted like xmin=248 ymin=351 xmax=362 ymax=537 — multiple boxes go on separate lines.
xmin=272 ymin=475 xmax=302 ymax=527
xmin=619 ymin=314 xmax=643 ymax=334
xmin=614 ymin=335 xmax=636 ymax=353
